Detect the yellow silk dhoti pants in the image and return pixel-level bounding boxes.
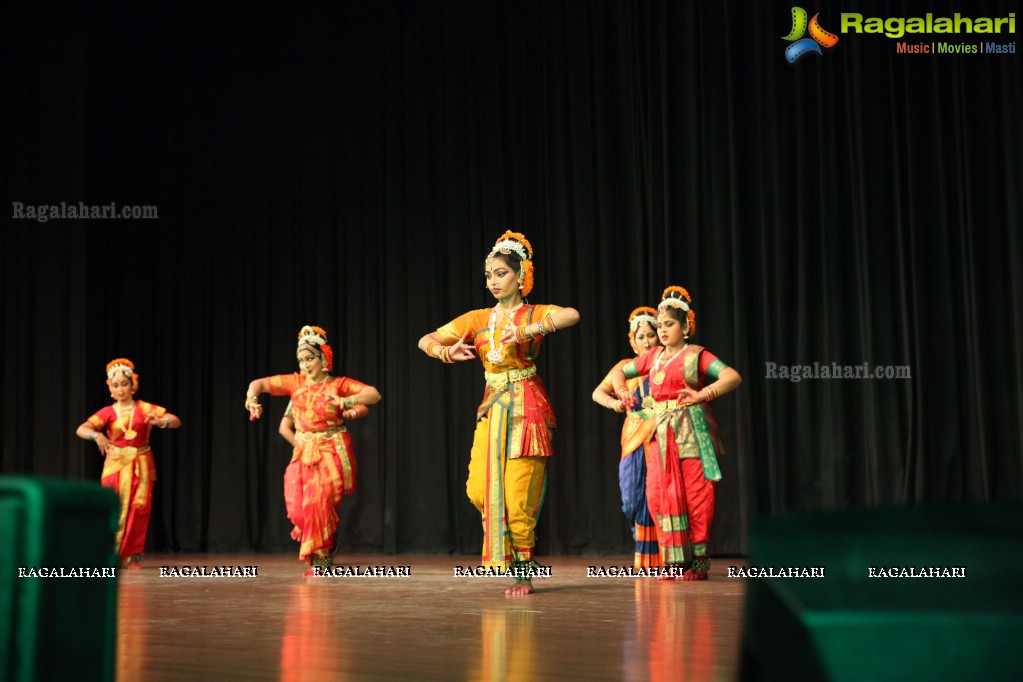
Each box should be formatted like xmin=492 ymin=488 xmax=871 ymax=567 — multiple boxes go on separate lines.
xmin=466 ymin=414 xmax=547 ymax=569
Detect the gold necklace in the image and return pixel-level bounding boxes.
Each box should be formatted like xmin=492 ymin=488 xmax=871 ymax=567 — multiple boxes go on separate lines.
xmin=652 ymin=346 xmax=686 ymax=385
xmin=118 ymin=402 xmax=137 ymax=439
xmin=304 ymin=376 xmax=331 ymax=420
xmin=487 ymin=302 xmax=524 ymax=363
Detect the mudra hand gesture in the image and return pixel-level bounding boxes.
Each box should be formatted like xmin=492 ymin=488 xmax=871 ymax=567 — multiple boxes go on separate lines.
xmin=246 ymin=396 xmax=263 ymax=421
xmin=447 ymin=332 xmax=477 ymax=362
xmin=499 ymin=319 xmax=519 ymax=345
xmin=616 ymin=387 xmax=637 ymax=411
xmin=327 ymin=394 xmax=359 ymax=421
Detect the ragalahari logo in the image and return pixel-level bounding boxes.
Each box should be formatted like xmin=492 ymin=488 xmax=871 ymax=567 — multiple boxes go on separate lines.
xmin=783 ymin=7 xmax=839 ymax=62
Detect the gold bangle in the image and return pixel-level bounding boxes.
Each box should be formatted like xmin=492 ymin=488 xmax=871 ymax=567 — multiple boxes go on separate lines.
xmin=245 ymin=395 xmax=259 ymax=410
xmin=427 ymin=342 xmax=442 ymax=358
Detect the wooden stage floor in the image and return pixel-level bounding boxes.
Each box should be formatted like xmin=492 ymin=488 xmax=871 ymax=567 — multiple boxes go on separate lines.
xmin=115 ymin=553 xmax=745 ymax=681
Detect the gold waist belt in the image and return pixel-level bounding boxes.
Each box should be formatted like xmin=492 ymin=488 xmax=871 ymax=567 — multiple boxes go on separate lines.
xmin=108 ymin=445 xmax=151 ymax=457
xmin=296 ymin=427 xmax=345 ymax=441
xmin=484 ymin=365 xmax=537 ymax=392
xmin=650 ymin=399 xmax=685 ymax=413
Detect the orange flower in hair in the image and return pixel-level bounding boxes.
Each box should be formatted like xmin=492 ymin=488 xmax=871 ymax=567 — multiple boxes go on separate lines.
xmin=494 ymin=230 xmax=534 ymax=257
xmin=297 ymin=325 xmax=333 ymax=371
xmin=297 ymin=325 xmax=328 ymax=342
xmin=658 ymin=285 xmax=696 ymax=338
xmin=518 ymin=259 xmax=534 ymax=296
xmin=489 ymin=230 xmax=535 ymax=296
xmin=105 ymin=357 xmax=139 ymax=392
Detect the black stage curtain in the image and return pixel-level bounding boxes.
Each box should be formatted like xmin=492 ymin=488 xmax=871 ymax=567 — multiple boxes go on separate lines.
xmin=2 ymin=1 xmax=1020 ymax=556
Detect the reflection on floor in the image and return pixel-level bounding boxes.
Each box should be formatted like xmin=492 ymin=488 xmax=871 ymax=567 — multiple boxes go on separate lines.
xmin=114 ymin=554 xmax=745 ymax=681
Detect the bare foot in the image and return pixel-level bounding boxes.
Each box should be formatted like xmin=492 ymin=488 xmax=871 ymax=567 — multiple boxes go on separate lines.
xmin=505 ymin=579 xmax=534 ymax=595
xmin=681 ymin=570 xmax=707 ymax=581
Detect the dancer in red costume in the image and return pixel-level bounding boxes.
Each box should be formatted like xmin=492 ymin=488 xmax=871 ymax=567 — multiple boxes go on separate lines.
xmin=612 ymin=287 xmax=741 ymax=579
xmin=77 ymin=358 xmax=181 ymax=568
xmin=246 ymin=325 xmax=381 ymax=575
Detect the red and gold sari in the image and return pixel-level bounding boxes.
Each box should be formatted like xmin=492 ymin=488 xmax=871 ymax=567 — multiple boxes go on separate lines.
xmin=268 ymin=373 xmax=366 ymax=562
xmin=626 ymin=345 xmax=728 ymax=566
xmin=88 ymin=401 xmax=168 ymax=561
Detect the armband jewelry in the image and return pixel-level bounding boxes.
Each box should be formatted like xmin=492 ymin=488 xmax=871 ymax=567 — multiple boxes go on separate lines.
xmin=343 ymin=396 xmax=356 ymax=409
xmin=426 ymin=342 xmax=443 ymax=359
xmin=159 ymin=417 xmax=170 ymax=429
xmin=89 ymin=431 xmax=99 ymax=441
xmin=245 ymin=395 xmax=259 ymax=410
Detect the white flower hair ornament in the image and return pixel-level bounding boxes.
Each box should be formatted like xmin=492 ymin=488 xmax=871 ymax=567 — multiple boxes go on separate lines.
xmin=297 ymin=326 xmax=327 ymax=347
xmin=658 ymin=297 xmax=690 ymax=312
xmin=629 ymin=314 xmax=658 ymax=332
xmin=487 ymin=239 xmax=530 ymax=262
xmin=106 ymin=363 xmax=134 ymax=379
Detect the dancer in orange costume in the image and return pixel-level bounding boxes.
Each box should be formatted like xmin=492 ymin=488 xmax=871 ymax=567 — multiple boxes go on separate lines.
xmin=418 ymin=231 xmax=580 ymax=595
xmin=592 ymin=306 xmax=662 ymax=568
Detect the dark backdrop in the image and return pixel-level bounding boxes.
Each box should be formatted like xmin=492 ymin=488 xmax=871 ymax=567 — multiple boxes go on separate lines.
xmin=2 ymin=0 xmax=1020 ymax=556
